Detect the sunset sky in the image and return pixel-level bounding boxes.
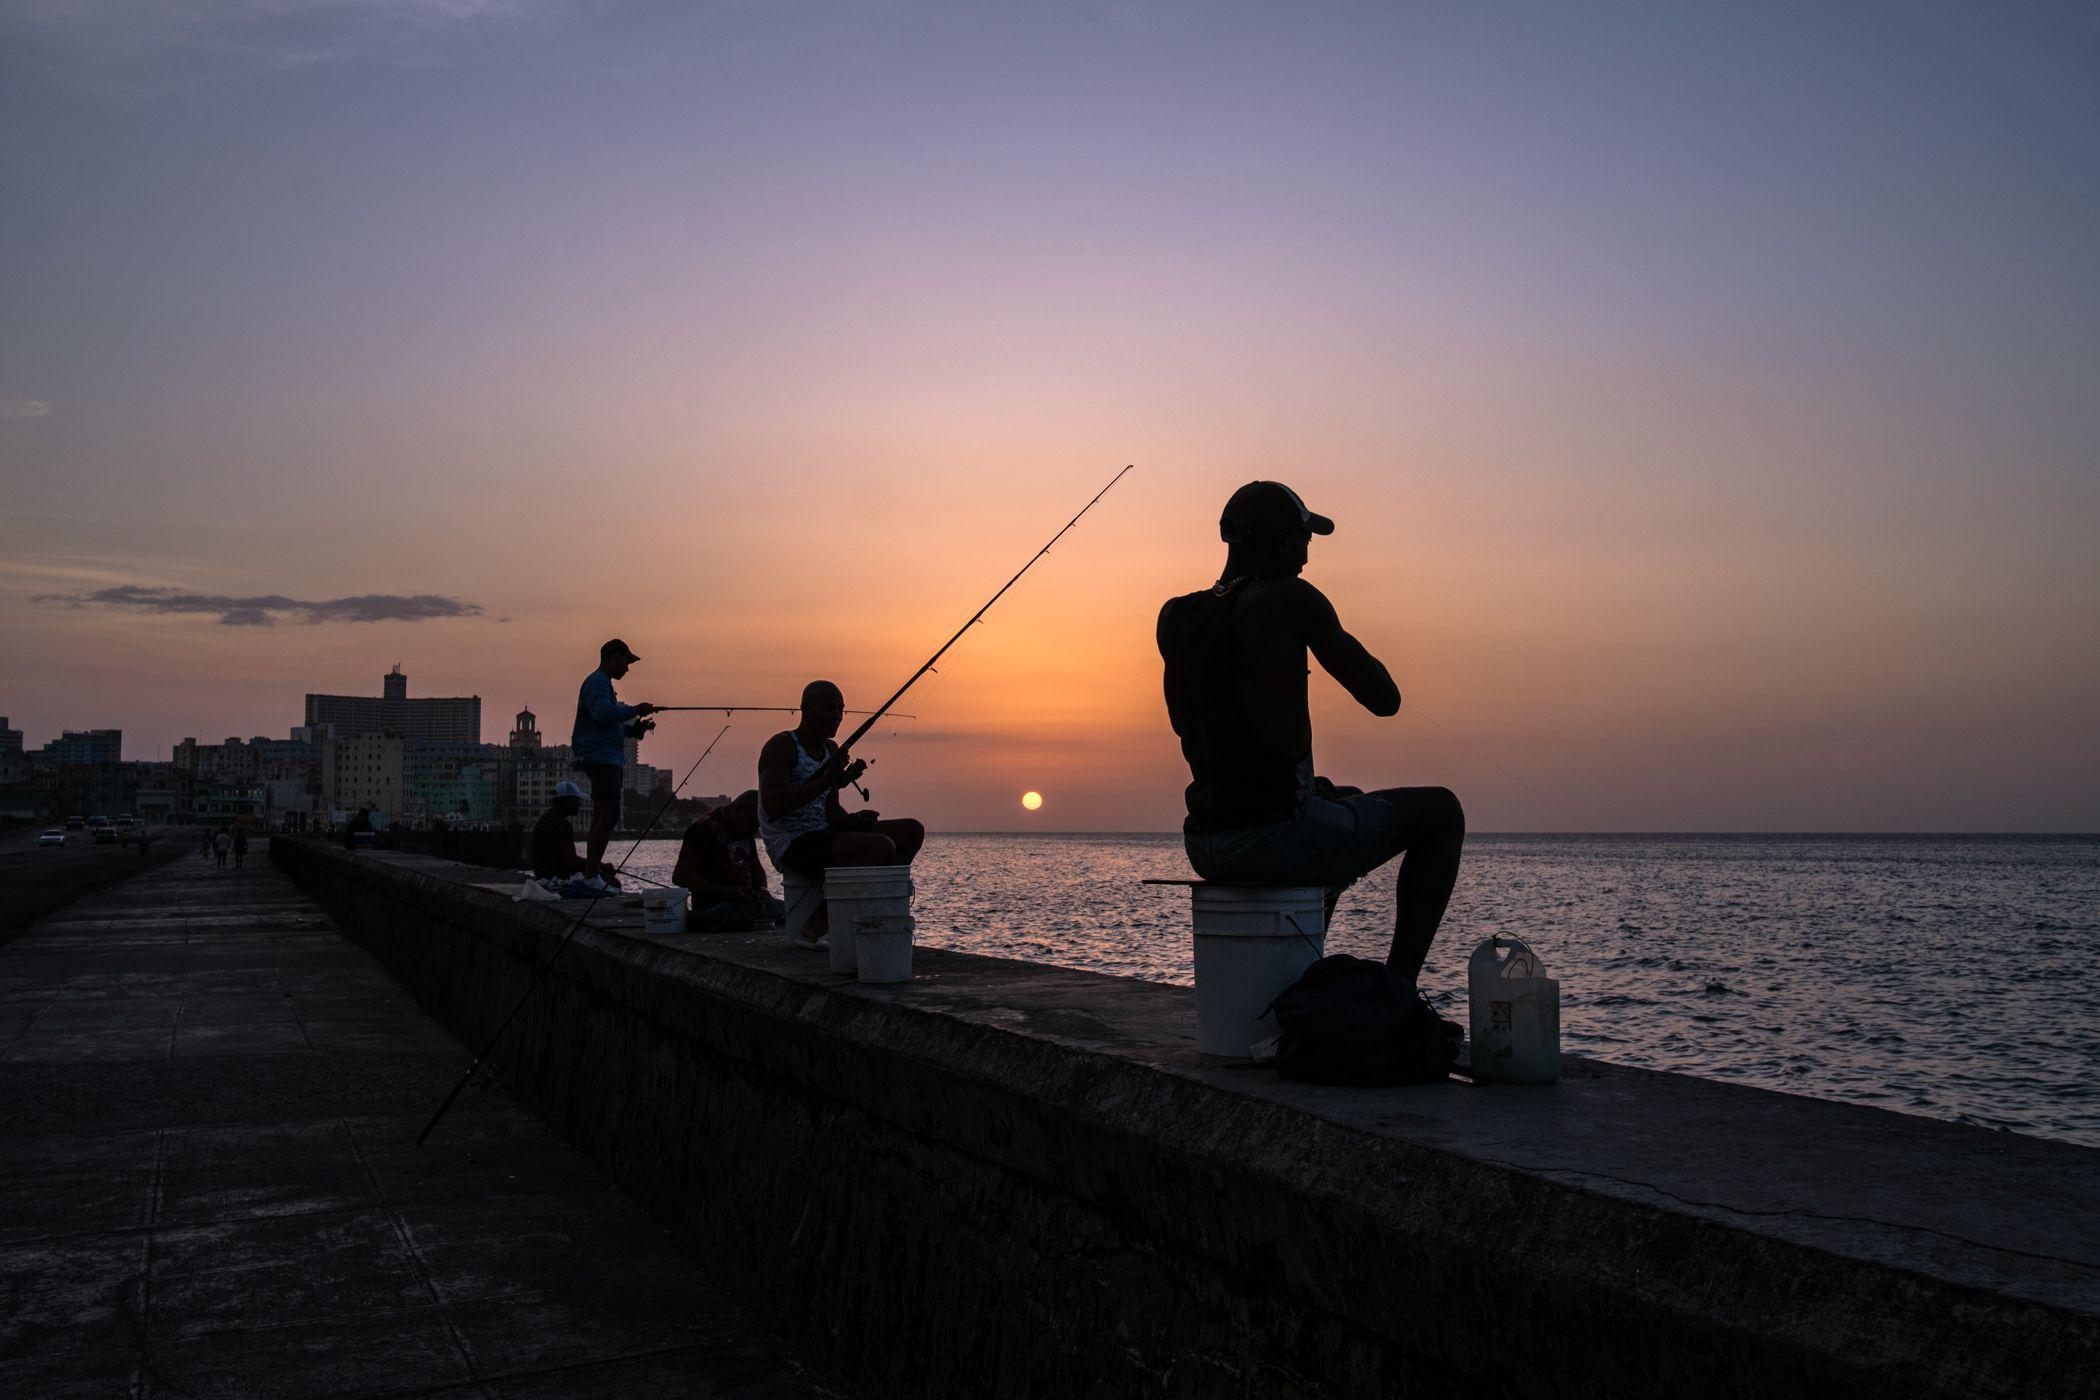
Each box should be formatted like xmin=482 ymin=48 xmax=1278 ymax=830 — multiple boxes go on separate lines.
xmin=3 ymin=2 xmax=2095 ymax=831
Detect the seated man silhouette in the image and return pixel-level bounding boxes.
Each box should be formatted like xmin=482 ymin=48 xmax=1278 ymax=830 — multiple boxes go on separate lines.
xmin=1157 ymin=481 xmax=1464 ymax=984
xmin=757 ymin=681 xmax=925 ymax=940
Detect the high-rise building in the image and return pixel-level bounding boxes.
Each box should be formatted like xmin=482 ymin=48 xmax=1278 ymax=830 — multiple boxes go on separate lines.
xmin=0 ymin=718 xmax=22 ymax=785
xmin=305 ymin=668 xmax=479 ymax=744
xmin=40 ymin=729 xmax=122 ymax=765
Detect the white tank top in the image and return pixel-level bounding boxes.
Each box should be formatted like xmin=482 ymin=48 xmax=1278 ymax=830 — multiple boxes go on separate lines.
xmin=760 ymin=731 xmax=833 ymax=864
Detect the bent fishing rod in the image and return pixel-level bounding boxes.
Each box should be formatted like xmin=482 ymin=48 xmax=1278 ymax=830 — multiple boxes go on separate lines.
xmin=826 ymin=464 xmax=1133 ymax=780
xmin=416 ymin=722 xmax=732 ymax=1148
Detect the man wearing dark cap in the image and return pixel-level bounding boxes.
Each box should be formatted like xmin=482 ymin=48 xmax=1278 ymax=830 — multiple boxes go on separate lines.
xmin=571 ymin=638 xmax=657 ymax=874
xmin=1157 ymin=482 xmax=1465 ymax=984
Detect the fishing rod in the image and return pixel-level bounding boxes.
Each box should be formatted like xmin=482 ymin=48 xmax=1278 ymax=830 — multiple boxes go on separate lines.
xmin=416 ymin=722 xmax=732 ymax=1148
xmin=827 ymin=464 xmax=1133 ymax=779
xmin=652 ymin=707 xmax=914 ymax=717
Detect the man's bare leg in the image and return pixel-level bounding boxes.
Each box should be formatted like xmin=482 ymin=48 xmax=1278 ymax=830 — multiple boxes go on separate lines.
xmin=584 ymin=802 xmax=619 ymax=875
xmin=865 ymin=818 xmax=924 ymax=864
xmin=1364 ymin=786 xmax=1465 ymax=982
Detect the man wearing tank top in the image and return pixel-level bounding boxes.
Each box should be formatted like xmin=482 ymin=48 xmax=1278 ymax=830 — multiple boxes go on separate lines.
xmin=758 ymin=680 xmax=925 ymax=933
xmin=1157 ymin=481 xmax=1465 ymax=985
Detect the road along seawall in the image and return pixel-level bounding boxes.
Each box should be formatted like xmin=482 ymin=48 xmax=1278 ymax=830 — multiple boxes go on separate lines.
xmin=272 ymin=838 xmax=2100 ymax=1400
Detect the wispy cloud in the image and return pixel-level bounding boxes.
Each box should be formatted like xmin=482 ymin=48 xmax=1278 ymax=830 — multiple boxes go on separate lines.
xmin=4 ymin=1 xmax=561 ymax=94
xmin=0 ymin=397 xmax=49 ymax=419
xmin=33 ymin=584 xmax=484 ymax=627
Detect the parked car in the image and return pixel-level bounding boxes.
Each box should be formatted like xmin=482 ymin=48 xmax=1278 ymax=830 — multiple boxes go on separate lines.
xmin=38 ymin=828 xmax=66 ymax=847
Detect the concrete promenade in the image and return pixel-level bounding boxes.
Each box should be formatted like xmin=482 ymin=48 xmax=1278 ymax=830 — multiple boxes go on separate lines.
xmin=275 ymin=839 xmax=2100 ymax=1399
xmin=0 ymin=844 xmax=845 ymax=1399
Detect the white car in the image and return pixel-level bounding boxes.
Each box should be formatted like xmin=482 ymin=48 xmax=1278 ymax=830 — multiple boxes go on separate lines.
xmin=38 ymin=828 xmax=66 ymax=847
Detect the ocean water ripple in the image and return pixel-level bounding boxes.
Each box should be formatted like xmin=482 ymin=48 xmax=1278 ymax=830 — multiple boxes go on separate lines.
xmin=627 ymin=833 xmax=2100 ymax=1148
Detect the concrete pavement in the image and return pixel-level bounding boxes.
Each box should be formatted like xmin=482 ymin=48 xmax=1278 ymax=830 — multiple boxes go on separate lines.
xmin=0 ymin=823 xmax=189 ymax=945
xmin=0 ymin=844 xmax=848 ymax=1399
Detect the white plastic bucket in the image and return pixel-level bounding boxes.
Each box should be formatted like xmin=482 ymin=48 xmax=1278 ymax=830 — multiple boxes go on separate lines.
xmin=1468 ymin=936 xmax=1560 ymax=1084
xmin=826 ymin=865 xmax=914 ymax=979
xmin=781 ymin=870 xmax=824 ymax=945
xmin=640 ymin=888 xmax=687 ymax=935
xmin=1188 ymin=885 xmax=1326 ymax=1058
xmin=854 ymin=914 xmax=915 ymax=984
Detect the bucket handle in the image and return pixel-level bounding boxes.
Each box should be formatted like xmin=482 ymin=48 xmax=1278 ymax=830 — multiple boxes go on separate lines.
xmin=1283 ymin=912 xmax=1324 ymax=959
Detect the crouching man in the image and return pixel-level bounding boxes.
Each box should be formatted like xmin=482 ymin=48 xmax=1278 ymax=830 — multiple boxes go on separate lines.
xmin=531 ymin=781 xmax=620 ymax=886
xmin=672 ymin=790 xmax=784 ymax=932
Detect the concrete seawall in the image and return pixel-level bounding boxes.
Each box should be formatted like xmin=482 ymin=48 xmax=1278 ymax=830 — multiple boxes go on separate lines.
xmin=272 ymin=838 xmax=2100 ymax=1400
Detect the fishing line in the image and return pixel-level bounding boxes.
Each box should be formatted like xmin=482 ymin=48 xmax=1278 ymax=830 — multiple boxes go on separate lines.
xmin=415 ymin=723 xmax=732 ymax=1147
xmin=1399 ymin=701 xmax=1584 ymax=831
xmin=832 ymin=464 xmax=1134 ymax=779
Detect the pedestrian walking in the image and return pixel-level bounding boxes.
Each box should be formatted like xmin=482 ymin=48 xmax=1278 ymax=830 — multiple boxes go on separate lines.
xmin=232 ymin=827 xmax=248 ymax=869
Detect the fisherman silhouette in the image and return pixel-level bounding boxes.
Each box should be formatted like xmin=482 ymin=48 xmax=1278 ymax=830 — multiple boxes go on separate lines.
xmin=1157 ymin=481 xmax=1465 ymax=982
xmin=758 ymin=681 xmax=925 ymax=935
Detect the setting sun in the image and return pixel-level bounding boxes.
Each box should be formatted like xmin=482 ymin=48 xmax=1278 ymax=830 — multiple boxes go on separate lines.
xmin=1021 ymin=791 xmax=1043 ymax=812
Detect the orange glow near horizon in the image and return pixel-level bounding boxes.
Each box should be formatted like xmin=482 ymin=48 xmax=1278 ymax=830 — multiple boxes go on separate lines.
xmin=2 ymin=4 xmax=2094 ymax=831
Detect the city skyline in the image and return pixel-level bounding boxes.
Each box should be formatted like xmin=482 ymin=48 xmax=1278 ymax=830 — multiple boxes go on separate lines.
xmin=4 ymin=2 xmax=2096 ymax=831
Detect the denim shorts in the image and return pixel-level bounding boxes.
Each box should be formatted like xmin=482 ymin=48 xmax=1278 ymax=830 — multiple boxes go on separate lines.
xmin=1184 ymin=793 xmax=1397 ymax=892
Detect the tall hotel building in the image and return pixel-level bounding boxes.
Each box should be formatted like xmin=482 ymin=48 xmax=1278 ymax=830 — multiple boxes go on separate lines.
xmin=304 ymin=666 xmax=480 ymax=743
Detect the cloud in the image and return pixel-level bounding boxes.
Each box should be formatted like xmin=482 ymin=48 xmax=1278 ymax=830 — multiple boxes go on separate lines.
xmin=33 ymin=584 xmax=484 ymax=627
xmin=4 ymin=1 xmax=560 ymax=95
xmin=0 ymin=397 xmax=49 ymax=419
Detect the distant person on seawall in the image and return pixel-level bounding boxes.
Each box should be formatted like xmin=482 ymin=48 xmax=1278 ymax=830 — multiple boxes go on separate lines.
xmin=758 ymin=681 xmax=924 ymax=940
xmin=1157 ymin=481 xmax=1466 ymax=985
xmin=672 ymin=790 xmax=784 ymax=932
xmin=570 ymin=637 xmax=658 ymax=875
xmin=530 ymin=781 xmax=619 ymax=886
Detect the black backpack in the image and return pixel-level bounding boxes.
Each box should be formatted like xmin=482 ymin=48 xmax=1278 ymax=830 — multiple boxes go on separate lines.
xmin=1268 ymin=954 xmax=1463 ymax=1086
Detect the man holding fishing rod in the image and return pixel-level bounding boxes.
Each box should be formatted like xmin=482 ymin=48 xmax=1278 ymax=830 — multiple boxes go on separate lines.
xmin=758 ymin=681 xmax=925 ymax=934
xmin=1159 ymin=481 xmax=1466 ymax=985
xmin=571 ymin=638 xmax=658 ymax=877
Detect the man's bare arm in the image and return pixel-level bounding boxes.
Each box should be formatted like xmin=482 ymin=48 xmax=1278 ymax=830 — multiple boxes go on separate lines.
xmin=1288 ymin=578 xmax=1400 ymax=715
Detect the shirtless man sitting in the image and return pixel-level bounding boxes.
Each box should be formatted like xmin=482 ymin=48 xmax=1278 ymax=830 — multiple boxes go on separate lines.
xmin=757 ymin=680 xmax=925 ymax=938
xmin=1157 ymin=481 xmax=1465 ymax=984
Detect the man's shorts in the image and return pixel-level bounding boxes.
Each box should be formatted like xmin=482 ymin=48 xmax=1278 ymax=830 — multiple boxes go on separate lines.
xmin=574 ymin=762 xmax=623 ymax=815
xmin=1183 ymin=793 xmax=1397 ymax=892
xmin=777 ymin=830 xmax=834 ymax=880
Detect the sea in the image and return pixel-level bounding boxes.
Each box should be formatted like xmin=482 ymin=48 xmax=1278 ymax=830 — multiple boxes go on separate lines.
xmin=623 ymin=832 xmax=2100 ymax=1150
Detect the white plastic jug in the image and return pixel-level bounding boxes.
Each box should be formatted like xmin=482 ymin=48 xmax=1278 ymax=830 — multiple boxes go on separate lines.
xmin=825 ymin=865 xmax=914 ymax=979
xmin=1468 ymin=936 xmax=1560 ymax=1084
xmin=640 ymin=888 xmax=687 ymax=934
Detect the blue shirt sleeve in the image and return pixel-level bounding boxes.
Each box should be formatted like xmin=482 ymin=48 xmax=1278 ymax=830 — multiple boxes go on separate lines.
xmin=581 ymin=672 xmax=635 ymax=725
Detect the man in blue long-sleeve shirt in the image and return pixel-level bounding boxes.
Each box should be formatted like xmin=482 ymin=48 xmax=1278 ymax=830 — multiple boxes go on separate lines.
xmin=572 ymin=638 xmax=657 ymax=872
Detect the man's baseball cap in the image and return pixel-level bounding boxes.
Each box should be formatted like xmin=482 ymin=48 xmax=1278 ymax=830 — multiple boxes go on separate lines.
xmin=553 ymin=781 xmax=588 ymax=800
xmin=600 ymin=638 xmax=641 ymax=664
xmin=1220 ymin=481 xmax=1334 ymax=542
